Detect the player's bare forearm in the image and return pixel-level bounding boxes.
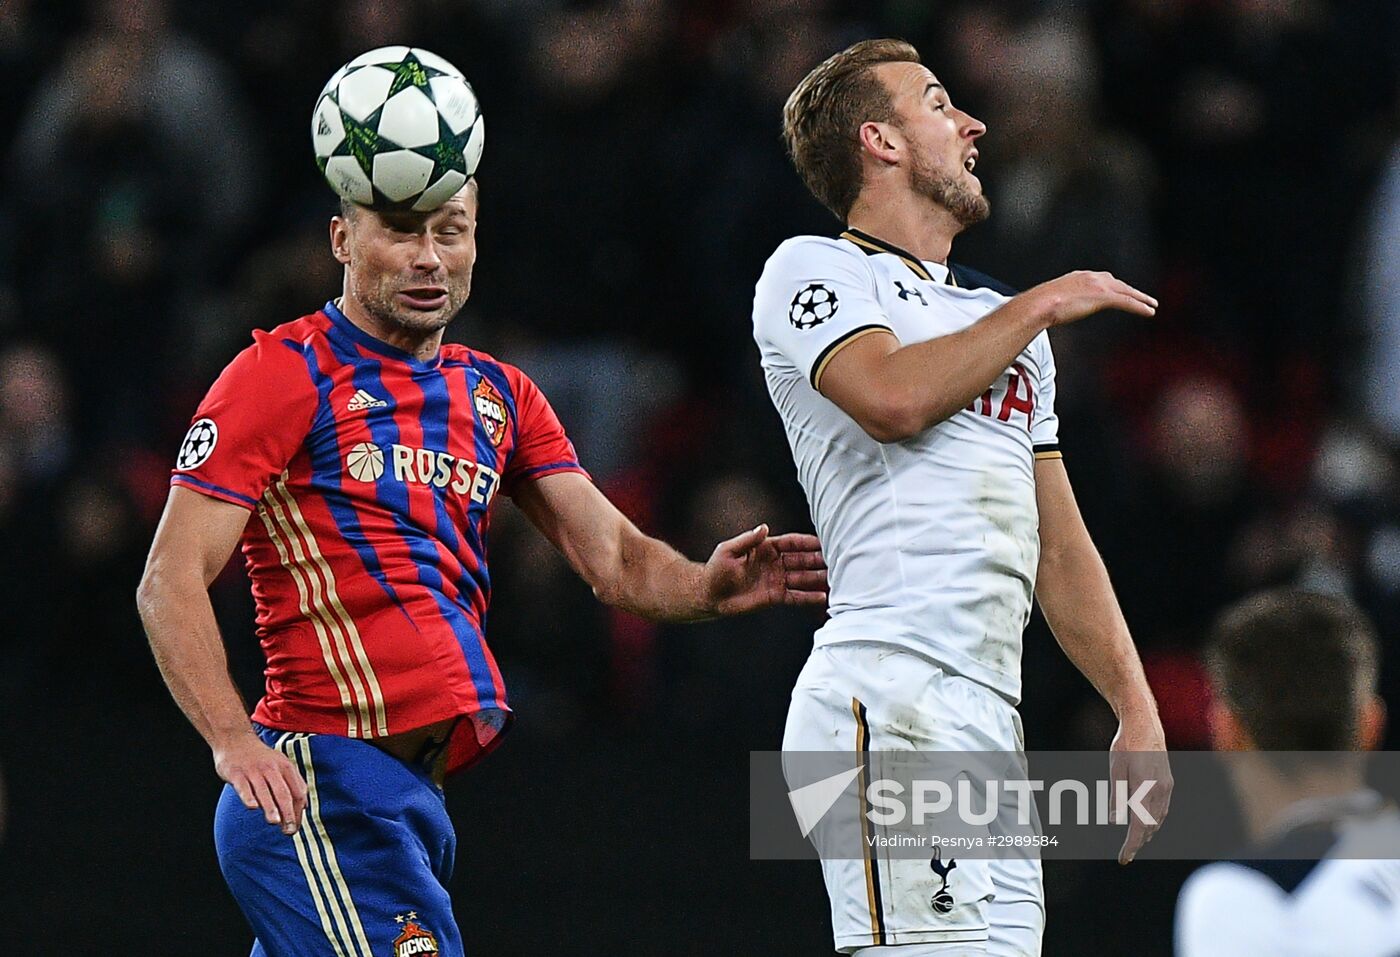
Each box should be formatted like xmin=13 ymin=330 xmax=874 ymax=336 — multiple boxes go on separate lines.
xmin=1037 ymin=540 xmax=1156 ymax=720
xmin=1033 ymin=459 xmax=1157 ymax=722
xmin=859 ymin=293 xmax=1052 ymax=439
xmin=515 ymin=472 xmax=827 ymax=621
xmin=820 ymin=273 xmax=1156 ymax=443
xmin=598 ymin=529 xmax=716 ymax=621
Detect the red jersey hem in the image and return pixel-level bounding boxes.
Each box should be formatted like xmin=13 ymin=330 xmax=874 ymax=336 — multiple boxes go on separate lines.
xmin=251 ymin=700 xmax=514 ymax=775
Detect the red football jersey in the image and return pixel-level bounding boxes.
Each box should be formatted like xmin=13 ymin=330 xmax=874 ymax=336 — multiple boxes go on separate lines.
xmin=171 ymin=301 xmax=587 ymax=773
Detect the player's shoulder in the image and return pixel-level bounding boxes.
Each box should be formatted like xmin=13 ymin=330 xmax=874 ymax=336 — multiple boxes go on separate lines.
xmin=257 ymin=310 xmax=330 ymax=348
xmin=1179 ymin=860 xmax=1288 ymax=907
xmin=442 ymin=342 xmax=509 ymax=375
xmin=1176 ymin=862 xmax=1287 ymax=938
xmin=221 ymin=309 xmax=330 ymax=379
xmin=1175 ymin=861 xmax=1289 ymax=956
xmin=440 ymin=343 xmax=535 ymax=394
xmin=440 ymin=341 xmax=491 ymax=365
xmin=759 ymin=234 xmax=874 ymax=283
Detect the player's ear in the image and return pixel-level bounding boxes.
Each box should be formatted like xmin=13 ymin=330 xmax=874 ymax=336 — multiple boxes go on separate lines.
xmin=330 ymin=216 xmax=352 ymax=265
xmin=1360 ymin=694 xmax=1386 ymax=751
xmin=1207 ymin=698 xmax=1253 ymax=751
xmin=858 ymin=120 xmax=902 ymax=167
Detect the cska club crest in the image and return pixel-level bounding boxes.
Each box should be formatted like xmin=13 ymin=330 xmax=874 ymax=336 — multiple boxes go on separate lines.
xmin=472 ymin=377 xmax=508 ymax=448
xmin=392 ymin=917 xmax=440 ymax=957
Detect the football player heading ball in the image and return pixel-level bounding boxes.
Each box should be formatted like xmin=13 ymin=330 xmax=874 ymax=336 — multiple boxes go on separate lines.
xmin=137 ymin=46 xmax=827 ymax=957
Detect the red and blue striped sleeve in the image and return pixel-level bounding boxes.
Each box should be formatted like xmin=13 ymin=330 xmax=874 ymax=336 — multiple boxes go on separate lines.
xmin=499 ymin=366 xmax=588 ymax=496
xmin=170 ymin=331 xmax=319 ymax=510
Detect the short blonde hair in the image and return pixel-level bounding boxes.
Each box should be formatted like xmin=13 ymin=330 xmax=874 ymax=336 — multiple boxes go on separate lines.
xmin=781 ymin=38 xmax=921 ymax=220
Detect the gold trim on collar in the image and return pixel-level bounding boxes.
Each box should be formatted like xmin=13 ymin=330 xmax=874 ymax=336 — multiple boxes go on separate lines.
xmin=838 ymin=228 xmax=960 ymax=286
xmin=839 ymin=229 xmax=934 ymax=282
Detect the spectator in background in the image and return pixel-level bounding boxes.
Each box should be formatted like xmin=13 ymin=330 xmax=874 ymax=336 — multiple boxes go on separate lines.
xmin=1116 ymin=376 xmax=1260 ymax=647
xmin=1362 ymin=123 xmax=1400 ymax=444
xmin=479 ymin=0 xmax=683 ymax=351
xmin=677 ymin=0 xmax=859 ymax=380
xmin=10 ymin=0 xmax=259 ymax=274
xmin=7 ymin=0 xmax=259 ymax=439
xmin=950 ymin=12 xmax=1156 ymax=293
xmin=0 ymin=343 xmax=72 ymax=485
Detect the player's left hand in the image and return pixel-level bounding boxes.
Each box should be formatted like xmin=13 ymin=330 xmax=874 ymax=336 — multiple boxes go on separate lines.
xmin=1109 ymin=711 xmax=1173 ymax=865
xmin=704 ymin=524 xmax=827 ymax=616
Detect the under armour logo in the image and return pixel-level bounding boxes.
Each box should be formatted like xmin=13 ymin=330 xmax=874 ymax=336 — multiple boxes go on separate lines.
xmin=894 ymin=281 xmax=927 ymax=305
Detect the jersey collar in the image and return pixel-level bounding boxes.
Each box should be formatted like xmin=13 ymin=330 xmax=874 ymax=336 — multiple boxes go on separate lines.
xmin=1264 ymin=788 xmax=1388 ymax=843
xmin=323 ymin=299 xmax=443 ymax=371
xmin=839 ymin=228 xmax=956 ymax=286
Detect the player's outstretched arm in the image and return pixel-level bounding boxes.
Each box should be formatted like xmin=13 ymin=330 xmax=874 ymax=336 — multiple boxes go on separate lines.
xmin=820 ymin=271 xmax=1156 ymax=443
xmin=136 ymin=487 xmax=308 ymax=835
xmin=1033 ymin=458 xmax=1172 ymax=864
xmin=512 ymin=471 xmax=827 ymax=621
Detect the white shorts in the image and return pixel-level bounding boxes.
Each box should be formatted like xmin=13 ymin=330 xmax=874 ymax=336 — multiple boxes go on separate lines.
xmin=783 ymin=642 xmax=1044 ymax=956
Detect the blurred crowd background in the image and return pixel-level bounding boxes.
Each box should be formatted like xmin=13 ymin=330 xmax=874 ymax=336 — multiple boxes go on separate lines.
xmin=1 ymin=0 xmax=1399 ymax=952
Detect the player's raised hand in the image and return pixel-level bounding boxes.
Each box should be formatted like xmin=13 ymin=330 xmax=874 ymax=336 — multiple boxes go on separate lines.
xmin=704 ymin=524 xmax=828 ymax=616
xmin=213 ymin=731 xmax=308 ymax=836
xmin=1109 ymin=713 xmax=1173 ymax=865
xmin=1027 ymin=271 xmax=1158 ymax=327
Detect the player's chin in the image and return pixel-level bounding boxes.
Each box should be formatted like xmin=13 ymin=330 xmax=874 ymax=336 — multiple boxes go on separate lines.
xmin=958 ymin=192 xmax=991 ymax=226
xmin=391 ymin=296 xmax=459 ymax=328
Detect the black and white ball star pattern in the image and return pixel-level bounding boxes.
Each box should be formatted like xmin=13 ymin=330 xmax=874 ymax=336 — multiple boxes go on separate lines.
xmin=176 ymin=418 xmax=219 ymax=470
xmin=788 ymin=283 xmax=840 ymax=329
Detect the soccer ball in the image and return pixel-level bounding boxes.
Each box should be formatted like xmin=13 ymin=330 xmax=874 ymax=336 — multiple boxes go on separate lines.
xmin=312 ymin=46 xmax=484 ymax=212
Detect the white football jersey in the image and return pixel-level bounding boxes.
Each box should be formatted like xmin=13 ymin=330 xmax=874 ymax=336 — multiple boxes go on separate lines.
xmin=1175 ymin=791 xmax=1400 ymax=956
xmin=752 ymin=229 xmax=1059 ymax=702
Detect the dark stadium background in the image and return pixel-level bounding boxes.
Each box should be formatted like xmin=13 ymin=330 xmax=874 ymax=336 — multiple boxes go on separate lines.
xmin=1 ymin=0 xmax=1398 ymax=953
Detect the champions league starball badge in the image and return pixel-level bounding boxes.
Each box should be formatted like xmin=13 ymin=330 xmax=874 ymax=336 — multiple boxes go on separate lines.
xmin=788 ymin=283 xmax=840 ymax=329
xmin=176 ymin=418 xmax=219 ymax=470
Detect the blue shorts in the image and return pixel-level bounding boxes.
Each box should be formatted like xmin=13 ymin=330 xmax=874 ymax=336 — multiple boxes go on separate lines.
xmin=214 ymin=725 xmax=462 ymax=957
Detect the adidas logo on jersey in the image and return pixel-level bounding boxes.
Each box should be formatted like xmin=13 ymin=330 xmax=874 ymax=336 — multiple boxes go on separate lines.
xmin=347 ymin=389 xmax=389 ymax=412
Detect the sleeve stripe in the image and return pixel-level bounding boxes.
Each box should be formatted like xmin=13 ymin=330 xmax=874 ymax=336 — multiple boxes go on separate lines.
xmin=170 ymin=474 xmax=259 ymax=509
xmin=1032 ymin=444 xmax=1063 ymax=461
xmin=810 ymin=324 xmax=895 ymax=391
xmin=518 ymin=462 xmax=589 ymax=480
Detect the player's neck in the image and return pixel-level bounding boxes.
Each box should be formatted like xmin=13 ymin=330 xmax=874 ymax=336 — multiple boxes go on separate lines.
xmin=1232 ymin=757 xmax=1369 ymax=843
xmin=846 ymin=193 xmax=959 ymax=265
xmin=337 ymin=295 xmax=446 ymax=363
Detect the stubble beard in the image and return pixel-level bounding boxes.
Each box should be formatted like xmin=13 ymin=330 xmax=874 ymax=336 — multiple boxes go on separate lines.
xmin=911 ymin=158 xmax=991 ymax=228
xmin=352 ymin=272 xmax=471 ymax=338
